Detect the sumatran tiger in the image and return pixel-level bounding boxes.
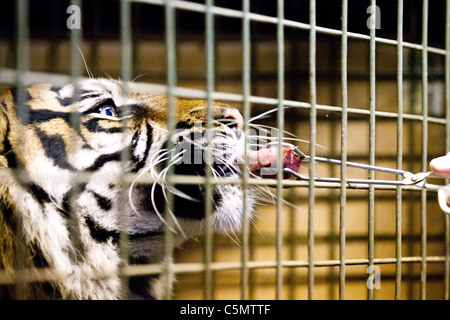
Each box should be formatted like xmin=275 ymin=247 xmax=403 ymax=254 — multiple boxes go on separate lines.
xmin=0 ymin=79 xmax=301 ymax=299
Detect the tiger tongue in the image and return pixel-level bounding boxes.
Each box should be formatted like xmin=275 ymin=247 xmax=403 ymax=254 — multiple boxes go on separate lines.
xmin=245 ymin=145 xmax=302 ymax=179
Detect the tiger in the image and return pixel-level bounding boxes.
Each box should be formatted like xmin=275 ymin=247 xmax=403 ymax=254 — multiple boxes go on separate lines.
xmin=0 ymin=76 xmax=303 ymax=299
xmin=0 ymin=78 xmax=284 ymax=300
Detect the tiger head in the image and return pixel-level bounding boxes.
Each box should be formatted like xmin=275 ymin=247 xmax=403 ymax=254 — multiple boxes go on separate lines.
xmin=0 ymin=79 xmax=255 ymax=299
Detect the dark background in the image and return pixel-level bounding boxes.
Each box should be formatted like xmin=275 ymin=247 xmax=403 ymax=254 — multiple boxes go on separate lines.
xmin=0 ymin=0 xmax=447 ymax=48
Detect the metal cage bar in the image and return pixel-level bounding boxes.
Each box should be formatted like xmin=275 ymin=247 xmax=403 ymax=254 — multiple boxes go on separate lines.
xmin=163 ymin=0 xmax=177 ymax=300
xmin=275 ymin=0 xmax=285 ymax=301
xmin=13 ymin=0 xmax=30 ymax=300
xmin=308 ymin=0 xmax=317 ymax=301
xmin=66 ymin=0 xmax=89 ymax=303
xmin=446 ymin=0 xmax=450 ymax=301
xmin=0 ymin=255 xmax=447 ymax=281
xmin=368 ymin=0 xmax=377 ymax=301
xmin=119 ymin=0 xmax=133 ymax=300
xmin=339 ymin=0 xmax=348 ymax=301
xmin=240 ymin=0 xmax=251 ymax=301
xmin=203 ymin=0 xmax=215 ymax=300
xmin=421 ymin=0 xmax=429 ymax=300
xmin=395 ymin=0 xmax=404 ymax=300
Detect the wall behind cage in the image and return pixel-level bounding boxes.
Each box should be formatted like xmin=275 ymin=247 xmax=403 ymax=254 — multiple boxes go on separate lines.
xmin=0 ymin=0 xmax=449 ymax=300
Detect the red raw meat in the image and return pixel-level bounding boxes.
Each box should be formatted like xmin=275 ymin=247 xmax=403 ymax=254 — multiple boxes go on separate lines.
xmin=244 ymin=144 xmax=302 ymax=179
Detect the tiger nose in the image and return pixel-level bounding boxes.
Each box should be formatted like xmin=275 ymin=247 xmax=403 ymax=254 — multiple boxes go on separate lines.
xmin=222 ymin=108 xmax=244 ymax=135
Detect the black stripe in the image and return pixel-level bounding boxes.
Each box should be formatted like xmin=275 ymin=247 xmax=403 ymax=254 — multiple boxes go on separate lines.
xmin=129 ymin=231 xmax=162 ymax=241
xmin=85 ymin=152 xmax=121 ymax=171
xmin=59 ymin=183 xmax=87 ymax=219
xmin=84 ymin=216 xmax=161 ymax=244
xmin=131 ymin=123 xmax=153 ymax=173
xmin=128 ymin=256 xmax=157 ymax=300
xmin=35 ymin=128 xmax=75 ymax=170
xmin=27 ymin=183 xmax=51 ymax=204
xmin=138 ymin=182 xmax=205 ymax=220
xmin=128 ymin=276 xmax=156 ymax=300
xmin=51 ymin=86 xmax=104 ymax=99
xmin=30 ymin=242 xmax=49 ymax=268
xmin=50 ymin=86 xmax=72 ymax=107
xmin=50 ymin=86 xmax=61 ymax=93
xmin=11 ymin=88 xmax=73 ymax=126
xmin=130 ymin=130 xmax=140 ymax=149
xmin=83 ymin=118 xmax=123 ymax=133
xmin=176 ymin=121 xmax=192 ymax=130
xmin=80 ymin=92 xmax=104 ymax=99
xmin=10 ymin=87 xmax=32 ymax=109
xmin=85 ymin=216 xmax=119 ymax=244
xmin=58 ymin=97 xmax=72 ymax=107
xmin=29 ymin=109 xmax=71 ymax=125
xmin=57 ymin=90 xmax=98 ymax=107
xmin=16 ymin=106 xmax=72 ymax=126
xmin=60 ymin=192 xmax=72 ymax=219
xmin=91 ymin=191 xmax=112 ymax=211
xmin=2 ymin=124 xmax=17 ymax=168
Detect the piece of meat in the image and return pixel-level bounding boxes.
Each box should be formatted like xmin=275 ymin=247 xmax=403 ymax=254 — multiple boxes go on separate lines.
xmin=244 ymin=144 xmax=302 ymax=179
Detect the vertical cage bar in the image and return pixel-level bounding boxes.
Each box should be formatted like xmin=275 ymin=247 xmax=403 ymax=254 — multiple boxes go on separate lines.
xmin=308 ymin=0 xmax=316 ymax=300
xmin=420 ymin=0 xmax=429 ymax=300
xmin=121 ymin=0 xmax=132 ymax=83
xmin=395 ymin=0 xmax=404 ymax=300
xmin=69 ymin=0 xmax=83 ymax=138
xmin=405 ymin=26 xmax=417 ymax=300
xmin=14 ymin=0 xmax=30 ymax=300
xmin=275 ymin=0 xmax=285 ymax=301
xmin=445 ymin=0 xmax=450 ymax=301
xmin=163 ymin=0 xmax=177 ymax=300
xmin=15 ymin=1 xmax=29 ymax=79
xmin=119 ymin=0 xmax=132 ymax=300
xmin=69 ymin=0 xmax=82 ymax=134
xmin=240 ymin=0 xmax=251 ymax=301
xmin=339 ymin=0 xmax=348 ymax=301
xmin=70 ymin=0 xmax=82 ymax=81
xmin=90 ymin=1 xmax=101 ymax=76
xmin=203 ymin=0 xmax=215 ymax=300
xmin=67 ymin=0 xmax=86 ymax=301
xmin=368 ymin=0 xmax=377 ymax=301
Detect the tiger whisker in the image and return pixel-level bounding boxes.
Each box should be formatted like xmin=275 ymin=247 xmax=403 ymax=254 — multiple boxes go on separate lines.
xmin=140 ymin=147 xmax=187 ymax=235
xmin=131 ymin=72 xmax=153 ymax=83
xmin=246 ymin=135 xmax=312 ymax=145
xmin=247 ymin=106 xmax=292 ymax=124
xmin=128 ymin=148 xmax=172 ymax=218
xmin=247 ymin=123 xmax=297 ymax=136
xmin=223 ymin=229 xmax=242 ymax=247
xmin=150 ymin=161 xmax=180 ymax=235
xmin=157 ymin=152 xmax=190 ymax=238
xmin=69 ymin=37 xmax=94 ymax=79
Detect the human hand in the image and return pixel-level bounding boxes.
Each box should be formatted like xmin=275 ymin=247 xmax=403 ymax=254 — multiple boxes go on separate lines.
xmin=430 ymin=153 xmax=450 ymax=208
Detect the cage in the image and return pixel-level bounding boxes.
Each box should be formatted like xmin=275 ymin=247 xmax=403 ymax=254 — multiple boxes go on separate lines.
xmin=0 ymin=0 xmax=449 ymax=300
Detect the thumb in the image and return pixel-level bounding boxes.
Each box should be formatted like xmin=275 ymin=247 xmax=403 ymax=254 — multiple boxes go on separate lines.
xmin=430 ymin=152 xmax=450 ymax=179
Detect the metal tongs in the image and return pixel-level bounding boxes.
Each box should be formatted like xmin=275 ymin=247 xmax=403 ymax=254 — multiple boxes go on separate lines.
xmin=280 ymin=143 xmax=450 ymax=215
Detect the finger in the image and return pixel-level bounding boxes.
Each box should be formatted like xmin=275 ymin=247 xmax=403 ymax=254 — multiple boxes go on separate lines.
xmin=430 ymin=152 xmax=450 ymax=179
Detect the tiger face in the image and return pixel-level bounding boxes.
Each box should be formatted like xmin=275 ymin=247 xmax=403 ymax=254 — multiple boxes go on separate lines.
xmin=0 ymin=79 xmax=254 ymax=299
